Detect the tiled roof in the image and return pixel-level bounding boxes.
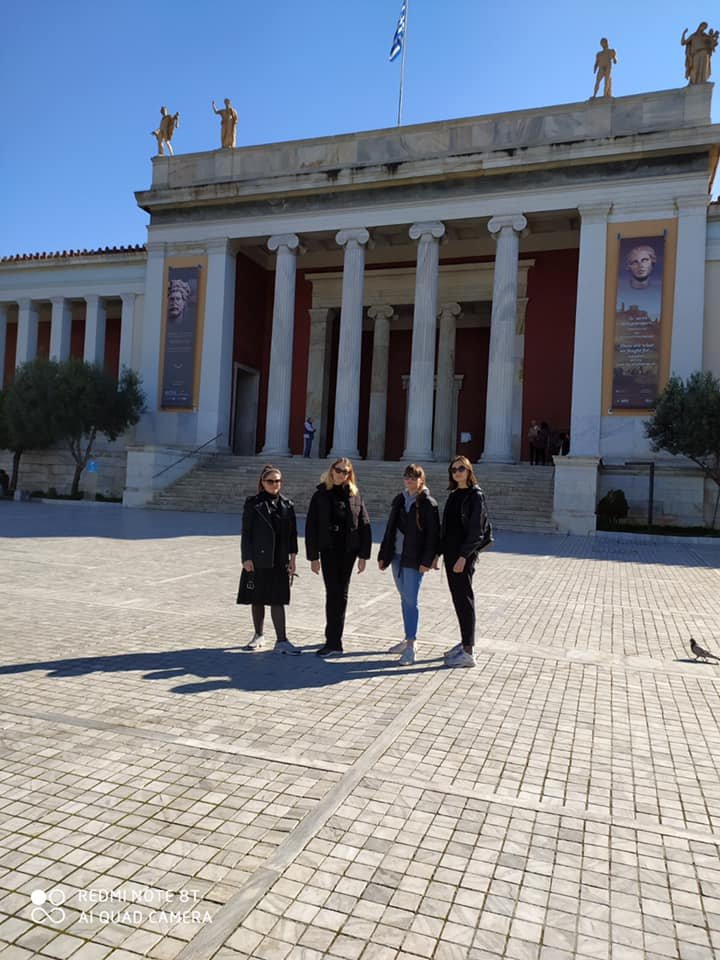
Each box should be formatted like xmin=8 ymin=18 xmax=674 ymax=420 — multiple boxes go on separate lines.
xmin=0 ymin=244 xmax=146 ymax=264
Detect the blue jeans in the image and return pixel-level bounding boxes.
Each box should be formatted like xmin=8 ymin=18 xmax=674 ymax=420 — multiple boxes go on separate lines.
xmin=391 ymin=556 xmax=424 ymax=640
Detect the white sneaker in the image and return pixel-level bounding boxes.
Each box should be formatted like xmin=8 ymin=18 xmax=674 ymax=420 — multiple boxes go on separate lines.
xmin=275 ymin=639 xmax=302 ymax=656
xmin=443 ymin=643 xmax=462 ymax=660
xmin=242 ymin=634 xmax=264 ymax=651
xmin=388 ymin=640 xmax=407 ymax=654
xmin=446 ymin=648 xmax=476 ymax=668
xmin=398 ymin=645 xmax=416 ymax=666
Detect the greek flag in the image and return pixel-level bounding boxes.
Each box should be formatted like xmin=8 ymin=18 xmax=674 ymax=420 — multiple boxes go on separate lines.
xmin=388 ymin=0 xmax=406 ymax=62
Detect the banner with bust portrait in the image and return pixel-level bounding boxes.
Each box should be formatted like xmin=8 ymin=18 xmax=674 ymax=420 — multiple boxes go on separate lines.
xmin=160 ymin=259 xmax=206 ymax=409
xmin=602 ymin=221 xmax=676 ymax=414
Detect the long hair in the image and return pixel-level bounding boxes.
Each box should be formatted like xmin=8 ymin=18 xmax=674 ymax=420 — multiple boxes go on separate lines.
xmin=403 ymin=463 xmax=427 ymax=529
xmin=447 ymin=455 xmax=478 ymax=490
xmin=322 ymin=457 xmax=359 ymax=496
xmin=257 ymin=463 xmax=282 ymax=493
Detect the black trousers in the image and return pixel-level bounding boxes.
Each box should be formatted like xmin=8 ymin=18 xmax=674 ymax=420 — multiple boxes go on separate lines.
xmin=444 ymin=554 xmax=477 ymax=648
xmin=320 ymin=549 xmax=357 ymax=649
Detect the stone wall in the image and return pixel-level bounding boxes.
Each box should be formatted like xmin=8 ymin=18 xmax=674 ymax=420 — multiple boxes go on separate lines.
xmin=0 ymin=445 xmax=128 ymax=498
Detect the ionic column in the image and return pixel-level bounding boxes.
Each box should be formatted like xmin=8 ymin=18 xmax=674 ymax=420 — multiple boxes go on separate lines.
xmin=330 ymin=228 xmax=370 ymax=458
xmin=16 ymin=299 xmax=39 ymax=365
xmin=49 ymin=297 xmax=72 ymax=362
xmin=305 ymin=307 xmax=333 ymax=459
xmin=404 ymin=221 xmax=445 ymax=461
xmin=569 ymin=204 xmax=611 ymax=457
xmin=0 ymin=304 xmax=8 ymax=389
xmin=367 ymin=304 xmax=394 ymax=460
xmin=482 ymin=214 xmax=527 ymax=463
xmin=118 ymin=293 xmax=136 ymax=375
xmin=263 ymin=234 xmax=300 ymax=456
xmin=83 ymin=294 xmax=107 ymax=367
xmin=433 ymin=302 xmax=461 ymax=461
xmin=198 ymin=238 xmax=236 ymax=447
xmin=670 ymin=196 xmax=708 ymax=378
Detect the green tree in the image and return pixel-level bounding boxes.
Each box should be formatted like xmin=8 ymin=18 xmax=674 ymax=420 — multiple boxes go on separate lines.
xmin=645 ymin=371 xmax=720 ymax=525
xmin=54 ymin=360 xmax=146 ymax=497
xmin=0 ymin=359 xmax=61 ymax=494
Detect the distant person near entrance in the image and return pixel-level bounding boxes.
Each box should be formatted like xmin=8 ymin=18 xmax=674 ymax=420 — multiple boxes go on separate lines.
xmin=303 ymin=416 xmax=316 ymax=457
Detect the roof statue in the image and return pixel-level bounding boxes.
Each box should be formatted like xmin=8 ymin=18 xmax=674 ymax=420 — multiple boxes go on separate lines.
xmin=212 ymin=98 xmax=238 ymax=149
xmin=681 ymin=22 xmax=719 ymax=85
xmin=592 ymin=38 xmax=617 ymax=99
xmin=151 ymin=106 xmax=179 ymax=157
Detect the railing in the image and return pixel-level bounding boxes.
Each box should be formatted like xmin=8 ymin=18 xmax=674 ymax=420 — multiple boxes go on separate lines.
xmin=152 ymin=433 xmax=223 ymax=480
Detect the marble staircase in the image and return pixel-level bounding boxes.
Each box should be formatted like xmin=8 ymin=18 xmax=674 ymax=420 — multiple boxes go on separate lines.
xmin=149 ymin=456 xmax=557 ymax=533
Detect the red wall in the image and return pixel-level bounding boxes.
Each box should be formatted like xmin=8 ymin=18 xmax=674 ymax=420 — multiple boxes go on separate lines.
xmin=522 ymin=249 xmax=578 ymax=459
xmin=456 ymin=327 xmax=490 ymax=463
xmin=385 ymin=330 xmax=412 ymax=459
xmin=37 ymin=321 xmax=51 ymax=358
xmin=104 ymin=317 xmax=121 ymax=377
xmin=233 ymin=253 xmax=273 ymax=452
xmin=289 ymin=273 xmax=312 ymax=456
xmin=3 ymin=325 xmax=17 ymax=385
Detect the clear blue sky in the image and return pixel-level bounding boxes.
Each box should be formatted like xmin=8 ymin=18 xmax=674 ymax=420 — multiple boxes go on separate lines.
xmin=2 ymin=0 xmax=718 ymax=258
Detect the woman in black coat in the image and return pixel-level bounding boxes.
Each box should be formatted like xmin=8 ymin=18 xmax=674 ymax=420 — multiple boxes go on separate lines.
xmin=377 ymin=464 xmax=440 ymax=665
xmin=237 ymin=464 xmax=301 ymax=655
xmin=305 ymin=457 xmax=371 ymax=657
xmin=441 ymin=455 xmax=493 ymax=669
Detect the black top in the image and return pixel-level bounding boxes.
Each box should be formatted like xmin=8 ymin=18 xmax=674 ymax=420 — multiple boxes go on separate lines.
xmin=441 ymin=485 xmax=493 ymax=560
xmin=377 ymin=490 xmax=441 ymax=570
xmin=305 ymin=483 xmax=372 ymax=560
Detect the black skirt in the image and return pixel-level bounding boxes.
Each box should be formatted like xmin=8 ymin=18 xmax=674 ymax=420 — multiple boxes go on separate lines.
xmin=236 ymin=565 xmax=291 ymax=606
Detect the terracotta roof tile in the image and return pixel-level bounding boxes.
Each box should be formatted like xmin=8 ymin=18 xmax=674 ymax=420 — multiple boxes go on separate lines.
xmin=0 ymin=244 xmax=146 ymax=264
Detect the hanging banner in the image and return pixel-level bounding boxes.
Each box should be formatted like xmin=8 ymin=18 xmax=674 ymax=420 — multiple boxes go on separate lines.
xmin=160 ymin=261 xmax=205 ymax=409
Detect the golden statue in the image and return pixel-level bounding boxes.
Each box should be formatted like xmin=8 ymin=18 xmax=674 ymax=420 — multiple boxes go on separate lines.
xmin=212 ymin=98 xmax=238 ymax=148
xmin=592 ymin=38 xmax=617 ymax=98
xmin=151 ymin=106 xmax=179 ymax=157
xmin=681 ymin=22 xmax=719 ymax=84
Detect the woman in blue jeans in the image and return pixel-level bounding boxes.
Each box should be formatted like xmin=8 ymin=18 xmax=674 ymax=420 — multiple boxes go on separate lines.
xmin=377 ymin=465 xmax=440 ymax=665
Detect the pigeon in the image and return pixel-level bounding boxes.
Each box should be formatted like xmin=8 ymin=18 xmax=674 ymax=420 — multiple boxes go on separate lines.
xmin=690 ymin=638 xmax=719 ymax=662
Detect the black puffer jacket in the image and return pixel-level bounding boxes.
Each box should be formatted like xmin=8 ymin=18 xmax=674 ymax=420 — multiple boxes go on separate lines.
xmin=305 ymin=483 xmax=372 ymax=560
xmin=241 ymin=493 xmax=298 ymax=570
xmin=441 ymin=485 xmax=493 ymax=559
xmin=377 ymin=491 xmax=440 ymax=570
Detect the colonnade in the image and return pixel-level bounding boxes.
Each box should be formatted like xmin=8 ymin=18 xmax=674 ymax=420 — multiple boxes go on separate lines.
xmin=262 ymin=216 xmax=528 ymax=462
xmin=0 ymin=293 xmax=136 ymax=389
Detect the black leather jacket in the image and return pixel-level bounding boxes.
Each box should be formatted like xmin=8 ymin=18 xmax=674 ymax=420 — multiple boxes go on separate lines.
xmin=377 ymin=491 xmax=440 ymax=570
xmin=241 ymin=493 xmax=298 ymax=570
xmin=305 ymin=484 xmax=372 ymax=560
xmin=441 ymin=485 xmax=493 ymax=559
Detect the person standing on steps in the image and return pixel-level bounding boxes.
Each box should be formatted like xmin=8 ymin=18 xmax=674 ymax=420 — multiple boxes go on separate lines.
xmin=237 ymin=465 xmax=301 ymax=655
xmin=440 ymin=455 xmax=493 ymax=669
xmin=305 ymin=458 xmax=371 ymax=657
xmin=302 ymin=416 xmax=316 ymax=458
xmin=377 ymin=464 xmax=440 ymax=665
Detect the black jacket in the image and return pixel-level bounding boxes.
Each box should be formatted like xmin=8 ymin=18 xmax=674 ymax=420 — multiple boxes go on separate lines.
xmin=241 ymin=493 xmax=298 ymax=570
xmin=305 ymin=483 xmax=372 ymax=560
xmin=377 ymin=491 xmax=440 ymax=570
xmin=441 ymin=485 xmax=493 ymax=559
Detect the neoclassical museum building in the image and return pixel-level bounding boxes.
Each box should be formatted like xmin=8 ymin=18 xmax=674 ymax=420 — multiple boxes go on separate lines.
xmin=1 ymin=83 xmax=719 ymax=532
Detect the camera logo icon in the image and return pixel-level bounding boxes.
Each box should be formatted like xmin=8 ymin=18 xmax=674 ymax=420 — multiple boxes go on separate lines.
xmin=30 ymin=889 xmax=66 ymax=924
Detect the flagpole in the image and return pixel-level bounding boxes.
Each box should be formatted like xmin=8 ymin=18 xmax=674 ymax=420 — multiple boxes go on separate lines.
xmin=397 ymin=0 xmax=408 ymax=126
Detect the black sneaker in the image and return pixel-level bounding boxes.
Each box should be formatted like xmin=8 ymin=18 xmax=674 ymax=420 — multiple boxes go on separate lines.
xmin=316 ymin=645 xmax=343 ymax=658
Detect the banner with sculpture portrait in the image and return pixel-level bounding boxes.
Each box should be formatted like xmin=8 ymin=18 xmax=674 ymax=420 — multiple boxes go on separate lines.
xmin=611 ymin=235 xmax=665 ymax=409
xmin=160 ymin=261 xmax=205 ymax=409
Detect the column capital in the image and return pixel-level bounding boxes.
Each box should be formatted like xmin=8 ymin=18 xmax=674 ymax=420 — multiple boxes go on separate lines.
xmin=17 ymin=298 xmax=33 ymax=310
xmin=268 ymin=234 xmax=300 ymax=253
xmin=206 ymin=237 xmax=231 ymax=255
xmin=437 ymin=302 xmax=462 ymax=321
xmin=409 ymin=221 xmax=445 ymax=242
xmin=488 ymin=214 xmax=527 ymax=237
xmin=577 ymin=203 xmax=612 ymax=223
xmin=84 ymin=294 xmax=103 ymax=306
xmin=675 ymin=195 xmax=709 ymax=214
xmin=368 ymin=304 xmax=394 ymax=321
xmin=336 ymin=228 xmax=370 ymax=248
xmin=146 ymin=241 xmax=167 ymax=258
xmin=308 ymin=306 xmax=333 ymax=323
xmin=51 ymin=295 xmax=67 ymax=307
xmin=121 ymin=292 xmax=137 ymax=306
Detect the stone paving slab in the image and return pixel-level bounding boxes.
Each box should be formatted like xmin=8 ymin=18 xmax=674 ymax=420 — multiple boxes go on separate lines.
xmin=1 ymin=501 xmax=720 ymax=960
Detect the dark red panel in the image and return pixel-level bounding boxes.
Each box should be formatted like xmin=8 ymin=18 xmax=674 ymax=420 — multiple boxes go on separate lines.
xmin=4 ymin=324 xmax=17 ymax=385
xmin=289 ymin=273 xmax=312 ymax=456
xmin=104 ymin=316 xmax=121 ymax=377
xmin=36 ymin=320 xmax=51 ymax=359
xmin=456 ymin=326 xmax=489 ymax=463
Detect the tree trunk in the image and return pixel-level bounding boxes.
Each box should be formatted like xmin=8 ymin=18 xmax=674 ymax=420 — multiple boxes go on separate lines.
xmin=10 ymin=449 xmax=22 ymax=494
xmin=70 ymin=461 xmax=84 ymax=498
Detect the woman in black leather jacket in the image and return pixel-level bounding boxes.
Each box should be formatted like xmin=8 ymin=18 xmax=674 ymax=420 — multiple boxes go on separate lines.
xmin=305 ymin=457 xmax=371 ymax=657
xmin=440 ymin=455 xmax=493 ymax=669
xmin=237 ymin=465 xmax=300 ymax=655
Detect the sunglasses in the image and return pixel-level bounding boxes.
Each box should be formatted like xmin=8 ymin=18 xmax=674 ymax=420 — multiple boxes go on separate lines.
xmin=333 ymin=466 xmax=350 ymax=475
xmin=263 ymin=477 xmax=282 ymax=484
xmin=451 ymin=465 xmax=467 ymax=474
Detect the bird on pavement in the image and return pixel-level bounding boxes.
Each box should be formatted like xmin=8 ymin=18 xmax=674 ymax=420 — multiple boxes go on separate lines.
xmin=690 ymin=638 xmax=719 ymax=662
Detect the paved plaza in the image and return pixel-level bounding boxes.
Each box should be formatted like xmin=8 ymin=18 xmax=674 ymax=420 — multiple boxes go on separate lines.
xmin=2 ymin=501 xmax=720 ymax=960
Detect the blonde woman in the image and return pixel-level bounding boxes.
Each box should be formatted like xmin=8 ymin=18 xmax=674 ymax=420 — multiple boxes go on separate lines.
xmin=377 ymin=465 xmax=440 ymax=665
xmin=305 ymin=458 xmax=371 ymax=657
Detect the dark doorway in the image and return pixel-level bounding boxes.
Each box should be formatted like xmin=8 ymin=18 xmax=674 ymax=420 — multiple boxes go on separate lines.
xmin=231 ymin=364 xmax=260 ymax=454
